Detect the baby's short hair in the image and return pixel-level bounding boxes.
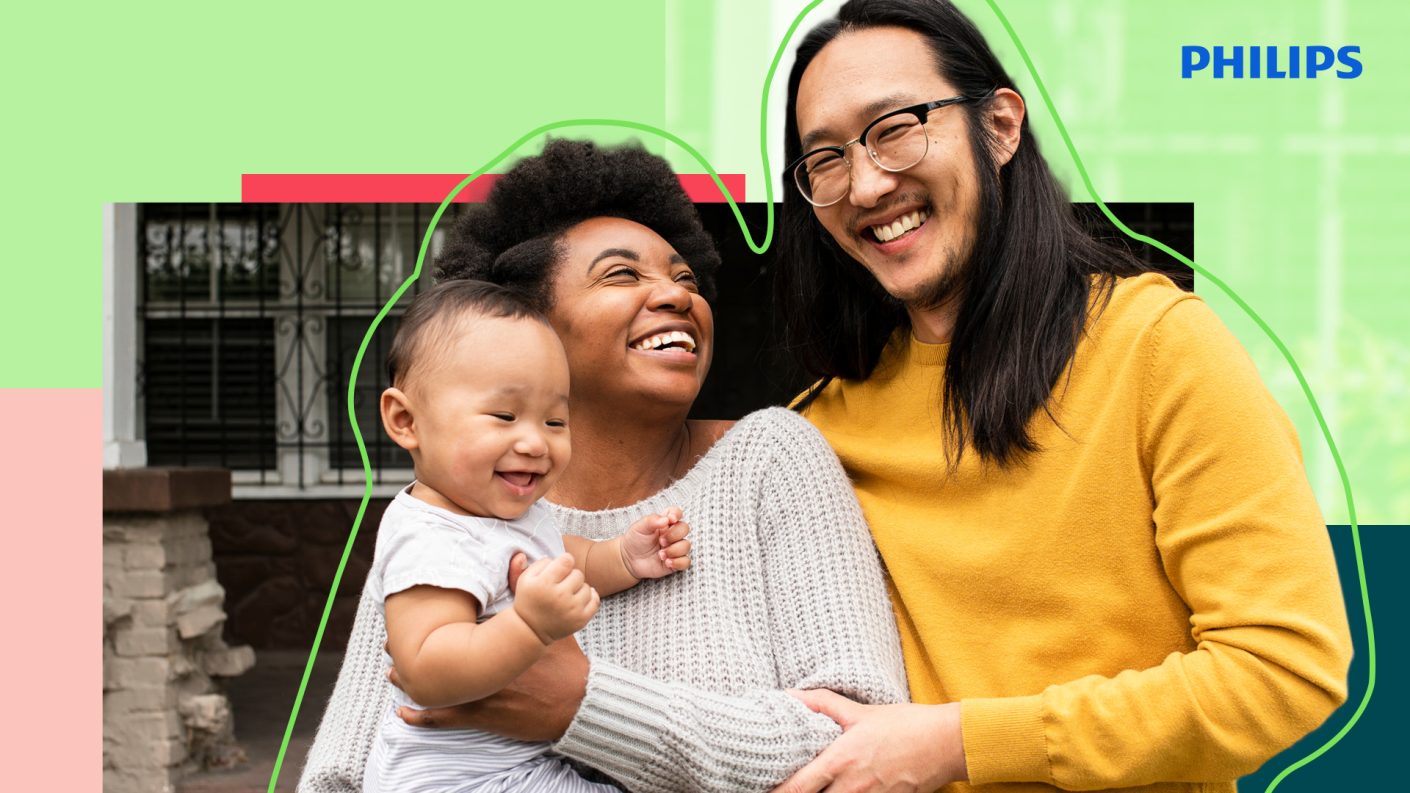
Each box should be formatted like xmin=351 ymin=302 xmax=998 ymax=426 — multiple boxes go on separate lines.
xmin=386 ymin=279 xmax=548 ymax=389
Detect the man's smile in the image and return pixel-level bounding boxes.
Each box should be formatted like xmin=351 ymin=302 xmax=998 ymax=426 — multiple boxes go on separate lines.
xmin=866 ymin=207 xmax=931 ymax=243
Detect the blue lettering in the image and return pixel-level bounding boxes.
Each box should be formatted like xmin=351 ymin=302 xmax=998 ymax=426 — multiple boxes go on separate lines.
xmin=1267 ymin=46 xmax=1287 ymax=78
xmin=1181 ymin=44 xmax=1360 ymax=79
xmin=1306 ymin=45 xmax=1335 ymax=77
xmin=1182 ymin=46 xmax=1210 ymax=78
xmin=1338 ymin=46 xmax=1363 ymax=78
xmin=1212 ymin=45 xmax=1243 ymax=78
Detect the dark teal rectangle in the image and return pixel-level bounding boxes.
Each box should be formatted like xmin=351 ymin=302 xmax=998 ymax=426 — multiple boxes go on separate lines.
xmin=1242 ymin=525 xmax=1399 ymax=789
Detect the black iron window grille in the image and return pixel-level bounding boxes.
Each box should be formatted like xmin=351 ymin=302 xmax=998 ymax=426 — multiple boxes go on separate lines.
xmin=138 ymin=203 xmax=464 ymax=494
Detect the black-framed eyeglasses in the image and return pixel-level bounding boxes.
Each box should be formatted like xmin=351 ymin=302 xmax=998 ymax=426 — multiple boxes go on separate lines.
xmin=788 ymin=95 xmax=980 ymax=207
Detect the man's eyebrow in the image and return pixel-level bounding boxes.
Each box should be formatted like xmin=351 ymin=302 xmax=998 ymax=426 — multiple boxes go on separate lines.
xmin=669 ymin=253 xmax=686 ymax=265
xmin=800 ymin=126 xmax=837 ymax=153
xmin=799 ymin=93 xmax=922 ymax=152
xmin=862 ymin=93 xmax=920 ymax=120
xmin=588 ymin=247 xmax=639 ymax=273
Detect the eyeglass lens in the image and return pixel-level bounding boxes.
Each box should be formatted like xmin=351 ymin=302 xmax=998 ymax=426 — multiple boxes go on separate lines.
xmin=795 ymin=112 xmax=929 ymax=205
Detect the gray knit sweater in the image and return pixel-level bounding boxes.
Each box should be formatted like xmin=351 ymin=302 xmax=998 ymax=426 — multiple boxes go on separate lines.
xmin=298 ymin=407 xmax=907 ymax=792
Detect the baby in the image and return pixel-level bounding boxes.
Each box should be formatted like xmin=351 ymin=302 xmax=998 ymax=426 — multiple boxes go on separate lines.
xmin=364 ymin=279 xmax=690 ymax=793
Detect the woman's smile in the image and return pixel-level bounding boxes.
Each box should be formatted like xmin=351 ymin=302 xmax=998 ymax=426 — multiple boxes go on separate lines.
xmin=549 ymin=216 xmax=715 ymax=408
xmin=628 ymin=323 xmax=699 ymax=364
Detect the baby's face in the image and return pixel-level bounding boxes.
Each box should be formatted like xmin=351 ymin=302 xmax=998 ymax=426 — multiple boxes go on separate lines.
xmin=407 ymin=315 xmax=571 ymax=520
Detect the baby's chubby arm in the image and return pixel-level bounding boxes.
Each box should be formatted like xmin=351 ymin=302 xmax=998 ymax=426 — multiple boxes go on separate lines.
xmin=562 ymin=507 xmax=691 ymax=597
xmin=384 ymin=554 xmax=599 ymax=708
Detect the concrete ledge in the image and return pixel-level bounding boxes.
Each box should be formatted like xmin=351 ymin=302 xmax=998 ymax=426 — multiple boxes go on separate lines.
xmin=104 ymin=468 xmax=231 ymax=514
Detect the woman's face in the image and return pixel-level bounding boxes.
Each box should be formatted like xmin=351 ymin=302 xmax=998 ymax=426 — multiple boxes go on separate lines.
xmin=545 ymin=216 xmax=715 ymax=412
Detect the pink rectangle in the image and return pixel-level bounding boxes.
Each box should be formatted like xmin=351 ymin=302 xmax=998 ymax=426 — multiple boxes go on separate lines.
xmin=0 ymin=389 xmax=101 ymax=790
xmin=242 ymin=173 xmax=747 ymax=203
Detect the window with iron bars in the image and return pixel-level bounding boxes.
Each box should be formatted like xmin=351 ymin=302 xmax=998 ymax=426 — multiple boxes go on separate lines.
xmin=138 ymin=203 xmax=465 ymax=496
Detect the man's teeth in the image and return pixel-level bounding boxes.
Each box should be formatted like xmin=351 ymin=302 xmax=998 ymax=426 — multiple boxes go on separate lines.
xmin=631 ymin=331 xmax=697 ymax=352
xmin=871 ymin=209 xmax=930 ymax=242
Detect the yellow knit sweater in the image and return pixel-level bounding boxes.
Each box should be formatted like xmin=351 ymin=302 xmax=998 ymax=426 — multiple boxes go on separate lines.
xmin=802 ymin=273 xmax=1351 ymax=792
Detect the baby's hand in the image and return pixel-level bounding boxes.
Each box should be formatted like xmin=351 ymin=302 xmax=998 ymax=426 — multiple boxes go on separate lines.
xmin=512 ymin=553 xmax=599 ymax=645
xmin=621 ymin=506 xmax=692 ymax=580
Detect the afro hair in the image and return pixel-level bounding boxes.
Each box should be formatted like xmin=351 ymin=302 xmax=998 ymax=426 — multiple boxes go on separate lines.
xmin=434 ymin=139 xmax=721 ymax=309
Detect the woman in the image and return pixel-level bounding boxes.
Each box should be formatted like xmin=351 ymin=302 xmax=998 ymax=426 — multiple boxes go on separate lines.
xmin=298 ymin=139 xmax=908 ymax=792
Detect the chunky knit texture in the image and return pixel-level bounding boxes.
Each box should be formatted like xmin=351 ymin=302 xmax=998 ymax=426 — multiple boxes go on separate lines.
xmin=803 ymin=273 xmax=1353 ymax=792
xmin=299 ymin=407 xmax=908 ymax=793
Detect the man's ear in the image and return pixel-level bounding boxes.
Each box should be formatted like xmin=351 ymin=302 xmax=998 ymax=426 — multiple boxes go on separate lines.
xmin=986 ymin=87 xmax=1025 ymax=167
xmin=381 ymin=387 xmax=419 ymax=451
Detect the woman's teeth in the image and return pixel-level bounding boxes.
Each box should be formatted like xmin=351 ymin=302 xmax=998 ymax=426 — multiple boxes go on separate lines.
xmin=871 ymin=208 xmax=930 ymax=242
xmin=631 ymin=331 xmax=696 ymax=352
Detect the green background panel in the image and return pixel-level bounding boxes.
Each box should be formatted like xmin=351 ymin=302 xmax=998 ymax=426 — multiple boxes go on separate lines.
xmin=6 ymin=5 xmax=1406 ymax=508
xmin=2 ymin=0 xmax=671 ymax=386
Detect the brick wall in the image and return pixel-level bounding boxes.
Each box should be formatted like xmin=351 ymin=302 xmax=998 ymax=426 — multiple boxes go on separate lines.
xmin=103 ymin=469 xmax=254 ymax=793
xmin=205 ymin=498 xmax=387 ymax=650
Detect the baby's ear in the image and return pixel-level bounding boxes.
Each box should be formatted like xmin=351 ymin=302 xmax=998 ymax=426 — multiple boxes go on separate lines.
xmin=380 ymin=387 xmax=419 ymax=450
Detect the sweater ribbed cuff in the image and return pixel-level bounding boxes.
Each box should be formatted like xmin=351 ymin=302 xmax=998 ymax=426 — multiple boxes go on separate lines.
xmin=553 ymin=658 xmax=675 ymax=781
xmin=960 ymin=694 xmax=1051 ymax=785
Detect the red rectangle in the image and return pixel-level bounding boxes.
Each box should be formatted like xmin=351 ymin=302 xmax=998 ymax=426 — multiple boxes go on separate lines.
xmin=241 ymin=173 xmax=746 ymax=203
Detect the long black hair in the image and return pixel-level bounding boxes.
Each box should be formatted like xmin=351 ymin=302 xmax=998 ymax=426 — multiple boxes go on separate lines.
xmin=780 ymin=0 xmax=1146 ymax=467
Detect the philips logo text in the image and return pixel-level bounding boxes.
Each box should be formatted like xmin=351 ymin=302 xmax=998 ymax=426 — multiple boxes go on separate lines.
xmin=1181 ymin=46 xmax=1362 ymax=79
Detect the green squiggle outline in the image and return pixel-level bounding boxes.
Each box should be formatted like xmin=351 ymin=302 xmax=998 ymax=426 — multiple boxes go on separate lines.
xmin=978 ymin=2 xmax=1374 ymax=790
xmin=265 ymin=1 xmax=1372 ymax=790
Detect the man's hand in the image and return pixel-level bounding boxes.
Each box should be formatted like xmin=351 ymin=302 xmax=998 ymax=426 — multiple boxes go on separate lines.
xmin=770 ymin=691 xmax=967 ymax=793
xmin=621 ymin=506 xmax=692 ymax=579
xmin=511 ymin=553 xmax=599 ymax=644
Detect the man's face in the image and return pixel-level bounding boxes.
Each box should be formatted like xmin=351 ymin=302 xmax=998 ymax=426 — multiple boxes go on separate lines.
xmin=795 ymin=26 xmax=983 ymax=308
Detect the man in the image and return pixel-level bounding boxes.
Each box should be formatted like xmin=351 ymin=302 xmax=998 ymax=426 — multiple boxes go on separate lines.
xmin=774 ymin=1 xmax=1353 ymax=791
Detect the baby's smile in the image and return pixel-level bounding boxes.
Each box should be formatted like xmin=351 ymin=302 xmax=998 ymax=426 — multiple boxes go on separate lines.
xmin=495 ymin=470 xmax=543 ymax=497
